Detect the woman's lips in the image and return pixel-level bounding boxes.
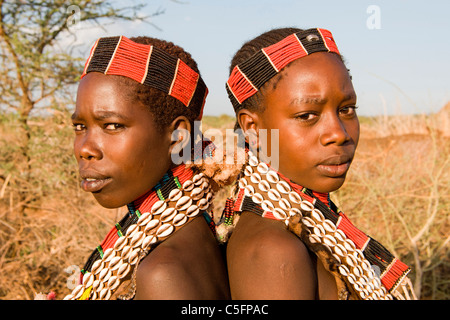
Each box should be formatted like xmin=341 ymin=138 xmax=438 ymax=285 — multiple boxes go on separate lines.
xmin=316 ymin=155 xmax=352 ymax=177
xmin=316 ymin=162 xmax=351 ymax=177
xmin=80 ymin=177 xmax=112 ymax=193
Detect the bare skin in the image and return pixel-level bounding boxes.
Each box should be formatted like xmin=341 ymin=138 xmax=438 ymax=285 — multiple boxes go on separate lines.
xmin=135 ymin=217 xmax=230 ymax=300
xmin=227 ymin=52 xmax=359 ymax=299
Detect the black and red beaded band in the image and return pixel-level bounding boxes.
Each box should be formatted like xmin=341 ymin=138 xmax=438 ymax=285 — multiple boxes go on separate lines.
xmin=226 ymin=28 xmax=340 ymax=110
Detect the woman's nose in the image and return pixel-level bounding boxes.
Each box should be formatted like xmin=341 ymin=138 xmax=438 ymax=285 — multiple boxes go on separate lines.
xmin=76 ymin=131 xmax=103 ymax=161
xmin=319 ymin=114 xmax=351 ymax=146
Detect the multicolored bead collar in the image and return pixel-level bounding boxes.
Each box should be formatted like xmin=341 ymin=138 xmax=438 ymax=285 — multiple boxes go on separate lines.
xmin=64 ymin=164 xmax=215 ymax=300
xmin=222 ymin=151 xmax=416 ymax=300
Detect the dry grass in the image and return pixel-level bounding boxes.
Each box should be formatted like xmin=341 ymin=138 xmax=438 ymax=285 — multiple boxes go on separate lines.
xmin=0 ymin=106 xmax=448 ymax=300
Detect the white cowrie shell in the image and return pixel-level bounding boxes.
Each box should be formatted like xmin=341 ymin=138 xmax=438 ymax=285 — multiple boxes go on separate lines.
xmin=261 ymin=200 xmax=274 ymax=212
xmin=323 ymin=234 xmax=337 ymax=247
xmin=129 ymin=230 xmax=145 ymax=247
xmin=339 ymin=265 xmax=350 ymax=277
xmin=99 ymin=268 xmax=112 ymax=282
xmin=206 ymin=192 xmax=213 ymax=202
xmin=300 ymin=200 xmax=314 ymax=212
xmin=347 ymin=273 xmax=357 ymax=285
xmin=258 ymin=180 xmax=270 ymax=192
xmin=323 ymin=219 xmax=336 ymax=233
xmin=114 ymin=236 xmax=128 ymax=251
xmin=161 ymin=207 xmax=177 ymax=223
xmin=272 ymin=208 xmax=287 ymax=220
xmin=250 ymin=172 xmax=262 ymax=184
xmin=238 ymin=178 xmax=247 ymax=189
xmin=151 ymin=200 xmax=167 ymax=215
xmin=176 ymin=196 xmax=192 ymax=211
xmin=257 ymin=162 xmax=269 ymax=174
xmin=137 ymin=212 xmax=152 ymax=226
xmin=121 ymin=245 xmax=132 ymax=260
xmin=182 ymin=179 xmax=194 ymax=192
xmin=192 ymin=173 xmax=204 ymax=185
xmin=346 ymin=254 xmax=357 ymax=268
xmin=91 ymin=259 xmax=104 ymax=275
xmin=128 ymin=248 xmax=140 ymax=265
xmin=72 ymin=284 xmax=84 ymax=300
xmin=168 ymin=188 xmax=182 ymax=202
xmin=251 ymin=193 xmax=263 ymax=204
xmin=335 ymin=229 xmax=347 ymax=242
xmin=108 ymin=256 xmax=122 ymax=271
xmin=311 ymin=209 xmax=325 ymax=223
xmin=117 ymin=263 xmax=131 ymax=279
xmin=92 ymin=279 xmax=104 ymax=292
xmin=289 ymin=191 xmax=302 ymax=204
xmin=334 ymin=243 xmax=347 ymax=257
xmin=103 ymin=248 xmax=115 ymax=262
xmin=266 ymin=170 xmax=279 ymax=184
xmin=107 ymin=276 xmax=120 ymax=291
xmin=288 ymin=207 xmax=302 ymax=218
xmin=125 ymin=224 xmax=139 ymax=238
xmin=276 ymin=180 xmax=291 ymax=194
xmin=344 ymin=239 xmax=356 ymax=252
xmin=278 ymin=197 xmax=291 ymax=210
xmin=142 ymin=235 xmax=158 ymax=248
xmin=190 ymin=187 xmax=204 ymax=200
xmin=197 ymin=198 xmax=209 ymax=210
xmin=244 ymin=165 xmax=253 ymax=176
xmin=82 ymin=272 xmax=94 ymax=288
xmin=309 ymin=234 xmax=321 ymax=244
xmin=186 ymin=204 xmax=200 ymax=217
xmin=173 ymin=213 xmax=188 ymax=226
xmin=267 ymin=188 xmax=281 ymax=201
xmin=144 ymin=219 xmax=160 ymax=235
xmin=244 ymin=184 xmax=255 ymax=197
xmin=99 ymin=288 xmax=111 ymax=300
xmin=313 ymin=224 xmax=325 ymax=237
xmin=249 ymin=155 xmax=258 ymax=167
xmin=302 ymin=216 xmax=316 ymax=228
xmin=156 ymin=223 xmax=174 ymax=238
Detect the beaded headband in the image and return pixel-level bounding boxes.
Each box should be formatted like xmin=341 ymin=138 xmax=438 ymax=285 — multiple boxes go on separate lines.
xmin=226 ymin=28 xmax=340 ymax=110
xmin=81 ymin=36 xmax=208 ymax=120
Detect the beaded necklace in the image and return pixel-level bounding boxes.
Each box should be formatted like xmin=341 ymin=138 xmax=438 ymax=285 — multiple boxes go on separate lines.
xmin=222 ymin=151 xmax=416 ymax=300
xmin=64 ymin=163 xmax=215 ymax=300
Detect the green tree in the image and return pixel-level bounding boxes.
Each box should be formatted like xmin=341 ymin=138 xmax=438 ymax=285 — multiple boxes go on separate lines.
xmin=0 ymin=0 xmax=162 ymax=214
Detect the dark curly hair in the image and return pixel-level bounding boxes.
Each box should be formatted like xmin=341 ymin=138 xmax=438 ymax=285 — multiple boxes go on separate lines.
xmin=229 ymin=27 xmax=348 ymax=130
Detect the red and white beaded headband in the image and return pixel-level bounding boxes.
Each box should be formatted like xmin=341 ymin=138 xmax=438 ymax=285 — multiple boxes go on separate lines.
xmin=226 ymin=28 xmax=340 ymax=110
xmin=81 ymin=36 xmax=208 ymax=120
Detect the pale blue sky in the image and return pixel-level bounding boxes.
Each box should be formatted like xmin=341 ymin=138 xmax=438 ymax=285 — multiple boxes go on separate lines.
xmin=72 ymin=0 xmax=450 ymax=116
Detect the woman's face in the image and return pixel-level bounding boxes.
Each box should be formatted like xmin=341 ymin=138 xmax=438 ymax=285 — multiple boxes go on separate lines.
xmin=72 ymin=73 xmax=173 ymax=208
xmin=241 ymin=52 xmax=360 ymax=193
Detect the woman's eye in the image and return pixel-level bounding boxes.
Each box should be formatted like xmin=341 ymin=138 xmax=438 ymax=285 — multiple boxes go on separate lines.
xmin=105 ymin=123 xmax=123 ymax=130
xmin=72 ymin=123 xmax=85 ymax=132
xmin=340 ymin=105 xmax=358 ymax=117
xmin=295 ymin=112 xmax=318 ymax=122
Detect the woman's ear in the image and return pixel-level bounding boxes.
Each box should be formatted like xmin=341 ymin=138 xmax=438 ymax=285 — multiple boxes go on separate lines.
xmin=237 ymin=109 xmax=259 ymax=134
xmin=168 ymin=116 xmax=192 ymax=164
xmin=237 ymin=109 xmax=260 ymax=152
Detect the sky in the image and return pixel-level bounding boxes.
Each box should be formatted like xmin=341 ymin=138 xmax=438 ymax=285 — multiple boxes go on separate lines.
xmin=67 ymin=0 xmax=450 ymax=117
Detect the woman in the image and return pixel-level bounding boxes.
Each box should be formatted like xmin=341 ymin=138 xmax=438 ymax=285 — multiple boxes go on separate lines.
xmin=220 ymin=27 xmax=416 ymax=300
xmin=65 ymin=35 xmax=230 ymax=300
